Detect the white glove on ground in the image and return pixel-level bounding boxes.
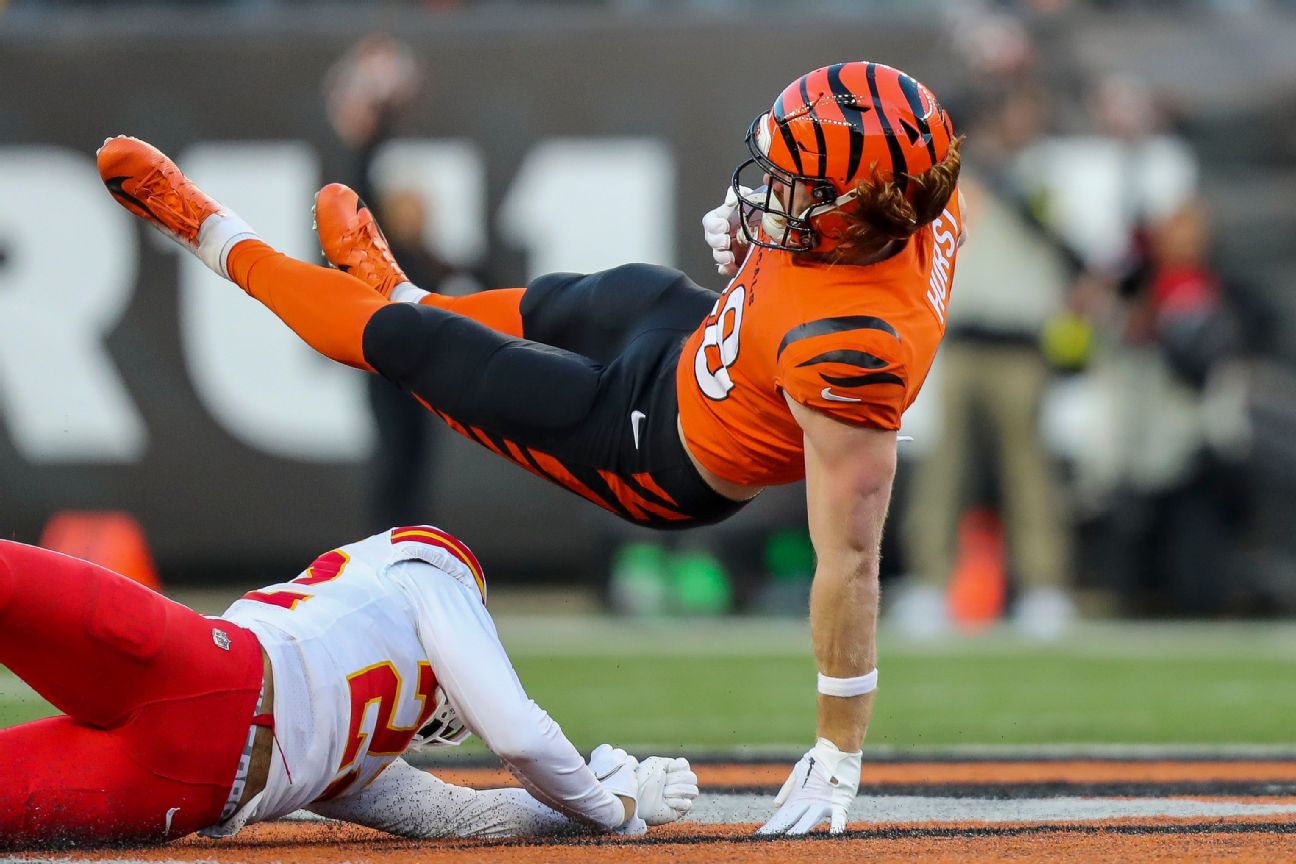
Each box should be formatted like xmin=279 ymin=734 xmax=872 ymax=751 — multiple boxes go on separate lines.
xmin=701 ymin=185 xmax=756 ymax=277
xmin=756 ymin=738 xmax=862 ymax=835
xmin=612 ymin=815 xmax=648 ymax=836
xmin=634 ymin=756 xmax=699 ymax=826
xmin=588 ymin=744 xmax=639 ymax=826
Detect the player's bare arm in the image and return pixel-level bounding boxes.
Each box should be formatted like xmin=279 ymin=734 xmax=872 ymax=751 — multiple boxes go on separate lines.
xmin=791 ymin=397 xmax=896 ymax=747
xmin=756 ymin=397 xmax=896 ymax=835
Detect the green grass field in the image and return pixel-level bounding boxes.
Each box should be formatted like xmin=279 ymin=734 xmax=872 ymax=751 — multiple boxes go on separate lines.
xmin=4 ymin=618 xmax=1294 ymax=750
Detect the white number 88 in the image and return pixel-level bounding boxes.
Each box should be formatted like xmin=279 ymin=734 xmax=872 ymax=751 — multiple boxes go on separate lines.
xmin=693 ymin=284 xmax=746 ymax=400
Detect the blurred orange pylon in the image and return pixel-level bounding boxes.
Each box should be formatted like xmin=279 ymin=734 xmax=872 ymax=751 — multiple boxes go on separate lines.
xmin=947 ymin=507 xmax=1006 ymax=632
xmin=39 ymin=510 xmax=162 ymax=592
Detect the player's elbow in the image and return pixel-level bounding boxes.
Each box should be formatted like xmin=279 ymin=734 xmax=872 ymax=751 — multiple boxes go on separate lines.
xmin=850 ymin=563 xmax=882 ymax=599
xmin=832 ymin=554 xmax=881 ymax=592
xmin=487 ymin=730 xmax=541 ymax=766
xmin=815 ymin=529 xmax=883 ymax=593
xmin=362 ymin=301 xmax=429 ymax=384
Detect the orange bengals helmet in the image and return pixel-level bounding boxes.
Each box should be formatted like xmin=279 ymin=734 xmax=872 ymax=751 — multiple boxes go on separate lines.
xmin=734 ymin=61 xmax=955 ymax=253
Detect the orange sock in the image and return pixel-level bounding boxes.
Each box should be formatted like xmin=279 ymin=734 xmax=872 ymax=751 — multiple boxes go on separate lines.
xmin=226 ymin=240 xmax=387 ymax=371
xmin=419 ymin=288 xmax=525 ymax=338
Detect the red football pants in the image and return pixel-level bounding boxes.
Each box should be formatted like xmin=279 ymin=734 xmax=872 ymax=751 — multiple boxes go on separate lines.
xmin=0 ymin=540 xmax=264 ymax=847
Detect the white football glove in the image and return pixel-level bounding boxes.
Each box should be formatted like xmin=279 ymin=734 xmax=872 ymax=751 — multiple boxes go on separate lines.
xmin=756 ymin=738 xmax=862 ymax=835
xmin=588 ymin=744 xmax=640 ymax=827
xmin=612 ymin=815 xmax=648 ymax=836
xmin=634 ymin=756 xmax=699 ymax=826
xmin=701 ymin=185 xmax=757 ymax=277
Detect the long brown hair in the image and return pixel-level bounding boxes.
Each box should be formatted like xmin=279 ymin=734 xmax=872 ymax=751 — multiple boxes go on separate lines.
xmin=801 ymin=136 xmax=963 ymax=266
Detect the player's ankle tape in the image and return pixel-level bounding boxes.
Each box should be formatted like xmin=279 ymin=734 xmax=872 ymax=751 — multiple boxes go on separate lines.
xmin=196 ymin=212 xmax=257 ymax=279
xmin=817 ymin=668 xmax=878 ymax=697
xmin=390 ymin=282 xmax=430 ymax=304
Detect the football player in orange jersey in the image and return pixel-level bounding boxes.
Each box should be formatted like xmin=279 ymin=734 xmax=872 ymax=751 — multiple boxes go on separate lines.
xmin=99 ymin=60 xmax=962 ymax=835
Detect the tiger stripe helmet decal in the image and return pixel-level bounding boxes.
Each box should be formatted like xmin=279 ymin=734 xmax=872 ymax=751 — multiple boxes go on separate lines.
xmin=734 ymin=61 xmax=954 ymax=252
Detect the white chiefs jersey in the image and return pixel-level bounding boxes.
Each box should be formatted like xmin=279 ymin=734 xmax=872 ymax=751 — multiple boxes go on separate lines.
xmin=213 ymin=526 xmax=488 ymax=831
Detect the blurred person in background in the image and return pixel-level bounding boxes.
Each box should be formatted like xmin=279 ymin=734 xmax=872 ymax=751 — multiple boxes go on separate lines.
xmin=1031 ymin=73 xmax=1198 ymax=278
xmin=325 ymin=36 xmax=484 ymax=531
xmin=1029 ymin=71 xmax=1248 ymax=613
xmin=1076 ymin=197 xmax=1248 ymax=613
xmin=897 ymin=83 xmax=1078 ymax=641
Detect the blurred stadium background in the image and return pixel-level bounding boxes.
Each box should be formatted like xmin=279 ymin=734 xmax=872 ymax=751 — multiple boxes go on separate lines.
xmin=2 ymin=0 xmax=1295 ymax=750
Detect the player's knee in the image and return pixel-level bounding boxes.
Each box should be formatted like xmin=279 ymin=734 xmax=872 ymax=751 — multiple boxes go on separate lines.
xmin=523 ymin=264 xmax=689 ymax=315
xmin=362 ymin=302 xmax=432 ymax=385
xmin=519 ymin=271 xmax=583 ymax=320
xmin=85 ymin=573 xmax=168 ymax=661
xmin=601 ymin=263 xmax=689 ymax=298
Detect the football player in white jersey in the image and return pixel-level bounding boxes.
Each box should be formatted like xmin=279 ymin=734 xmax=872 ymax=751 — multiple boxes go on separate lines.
xmin=0 ymin=527 xmax=697 ymax=847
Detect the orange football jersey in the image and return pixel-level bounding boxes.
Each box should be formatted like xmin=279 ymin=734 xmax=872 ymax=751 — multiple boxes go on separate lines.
xmin=676 ymin=192 xmax=963 ymax=487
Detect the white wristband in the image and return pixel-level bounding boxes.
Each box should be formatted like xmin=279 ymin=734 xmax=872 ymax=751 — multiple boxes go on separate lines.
xmin=817 ymin=668 xmax=878 ymax=697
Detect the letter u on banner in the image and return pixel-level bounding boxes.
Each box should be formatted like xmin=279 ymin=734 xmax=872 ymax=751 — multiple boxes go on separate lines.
xmin=177 ymin=142 xmax=374 ymax=461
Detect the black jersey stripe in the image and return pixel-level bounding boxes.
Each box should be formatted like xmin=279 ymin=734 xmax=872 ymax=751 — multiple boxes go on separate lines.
xmin=795 ymin=348 xmax=889 ymax=370
xmin=520 ymin=445 xmax=633 ymax=522
xmin=897 ymin=73 xmax=939 ymax=166
xmin=821 ymin=371 xmax=905 ymax=388
xmin=799 ymin=76 xmax=829 ymax=178
xmin=476 ymin=428 xmax=525 ymax=466
xmin=825 ymin=63 xmax=866 ymax=181
xmin=777 ymin=315 xmax=899 ymax=359
xmin=866 ymin=62 xmax=908 ymax=190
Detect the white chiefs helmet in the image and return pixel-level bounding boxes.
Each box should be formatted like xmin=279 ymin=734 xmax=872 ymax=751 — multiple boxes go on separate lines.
xmin=410 ymin=685 xmax=472 ymax=750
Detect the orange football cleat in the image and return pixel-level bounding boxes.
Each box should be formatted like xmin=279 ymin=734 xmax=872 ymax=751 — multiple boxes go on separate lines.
xmin=314 ymin=182 xmax=410 ymax=299
xmin=97 ymin=136 xmax=223 ymax=251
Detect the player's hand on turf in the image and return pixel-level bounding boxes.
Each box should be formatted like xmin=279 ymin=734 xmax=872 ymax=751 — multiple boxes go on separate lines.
xmin=588 ymin=744 xmax=640 ymax=825
xmin=757 ymin=738 xmax=862 ymax=836
xmin=702 ymin=185 xmax=756 ymax=277
xmin=612 ymin=815 xmax=648 ymax=836
xmin=634 ymin=756 xmax=699 ymax=826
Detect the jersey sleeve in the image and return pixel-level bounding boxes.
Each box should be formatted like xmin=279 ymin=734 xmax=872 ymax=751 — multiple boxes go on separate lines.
xmin=384 ymin=560 xmax=626 ymax=832
xmin=774 ymin=330 xmax=908 ymax=430
xmin=308 ymin=758 xmax=582 ymax=839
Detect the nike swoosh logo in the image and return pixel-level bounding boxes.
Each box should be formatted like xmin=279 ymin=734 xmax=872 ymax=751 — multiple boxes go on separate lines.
xmin=595 ymin=764 xmax=625 ymax=782
xmin=630 ymin=410 xmax=647 ymax=450
xmin=104 ymin=175 xmax=156 ymax=221
xmin=821 ymin=387 xmax=862 ymax=403
xmin=802 ymin=756 xmax=815 ymax=788
xmin=164 ymin=807 xmax=181 ymax=836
